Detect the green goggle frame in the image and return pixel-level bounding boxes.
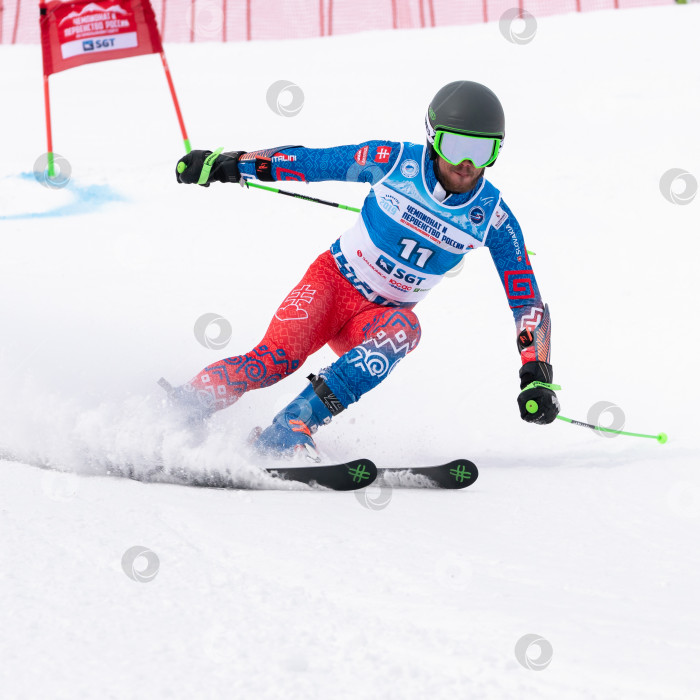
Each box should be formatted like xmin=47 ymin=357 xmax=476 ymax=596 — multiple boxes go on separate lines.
xmin=433 ymin=130 xmax=502 ymax=168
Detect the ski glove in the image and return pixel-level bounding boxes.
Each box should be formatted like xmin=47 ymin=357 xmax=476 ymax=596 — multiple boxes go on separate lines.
xmin=517 ymin=361 xmax=561 ymax=425
xmin=175 ymin=149 xmax=247 ymax=186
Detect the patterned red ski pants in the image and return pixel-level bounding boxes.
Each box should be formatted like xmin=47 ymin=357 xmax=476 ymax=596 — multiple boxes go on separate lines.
xmin=184 ymin=249 xmax=421 ymax=411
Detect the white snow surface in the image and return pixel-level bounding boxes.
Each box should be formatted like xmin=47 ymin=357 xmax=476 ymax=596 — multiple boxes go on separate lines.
xmin=1 ymin=5 xmax=700 ymax=699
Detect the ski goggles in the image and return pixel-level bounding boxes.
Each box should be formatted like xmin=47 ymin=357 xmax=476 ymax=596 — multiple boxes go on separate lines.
xmin=433 ymin=130 xmax=501 ymax=168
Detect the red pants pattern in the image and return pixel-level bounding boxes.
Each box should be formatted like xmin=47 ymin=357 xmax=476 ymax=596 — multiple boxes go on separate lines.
xmin=185 ymin=250 xmax=421 ymax=411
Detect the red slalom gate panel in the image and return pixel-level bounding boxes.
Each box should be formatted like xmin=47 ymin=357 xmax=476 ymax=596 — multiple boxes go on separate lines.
xmin=40 ymin=0 xmax=163 ymax=75
xmin=3 ymin=0 xmax=676 ymax=44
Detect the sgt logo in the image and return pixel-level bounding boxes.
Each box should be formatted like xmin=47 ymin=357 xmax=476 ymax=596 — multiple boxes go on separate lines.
xmin=82 ymin=40 xmax=94 ymax=51
xmin=376 ymin=256 xmax=396 ymax=274
xmin=354 ymin=146 xmax=369 ymax=165
xmin=374 ymin=146 xmax=392 ymax=163
xmin=469 ymin=207 xmax=485 ymax=224
xmin=376 ymin=256 xmax=427 ymax=286
xmin=400 ymin=159 xmax=419 ymax=178
xmin=379 ymin=194 xmax=400 ymax=216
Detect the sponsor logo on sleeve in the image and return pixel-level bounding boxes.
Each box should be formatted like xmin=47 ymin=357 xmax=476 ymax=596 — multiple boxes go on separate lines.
xmin=400 ymin=159 xmax=419 ymax=178
xmin=354 ymin=146 xmax=369 ymax=165
xmin=374 ymin=146 xmax=393 ymax=163
xmin=506 ymin=223 xmax=523 ymax=261
xmin=491 ymin=204 xmax=508 ymax=230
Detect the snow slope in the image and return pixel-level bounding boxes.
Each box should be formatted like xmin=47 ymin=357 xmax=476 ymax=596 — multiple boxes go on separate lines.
xmin=1 ymin=5 xmax=699 ymax=698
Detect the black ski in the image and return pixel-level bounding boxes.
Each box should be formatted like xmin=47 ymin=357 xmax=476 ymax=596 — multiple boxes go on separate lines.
xmin=377 ymin=459 xmax=478 ymax=489
xmin=265 ymin=459 xmax=377 ymax=491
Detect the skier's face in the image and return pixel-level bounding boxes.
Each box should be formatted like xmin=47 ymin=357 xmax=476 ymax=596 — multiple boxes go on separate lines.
xmin=436 ymin=156 xmax=484 ymax=193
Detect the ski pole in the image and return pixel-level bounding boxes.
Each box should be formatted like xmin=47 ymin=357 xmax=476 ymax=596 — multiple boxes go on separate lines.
xmin=555 ymin=415 xmax=668 ymax=443
xmin=522 ymin=382 xmax=667 ymax=443
xmin=242 ymin=179 xmax=361 ymax=212
xmin=241 ymin=178 xmax=536 ymax=254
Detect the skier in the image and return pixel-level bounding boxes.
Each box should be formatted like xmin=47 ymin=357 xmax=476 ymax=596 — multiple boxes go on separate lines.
xmin=172 ymin=80 xmax=560 ymax=460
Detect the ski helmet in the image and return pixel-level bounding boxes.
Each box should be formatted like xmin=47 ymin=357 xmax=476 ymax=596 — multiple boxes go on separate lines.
xmin=425 ymin=81 xmax=505 ymax=166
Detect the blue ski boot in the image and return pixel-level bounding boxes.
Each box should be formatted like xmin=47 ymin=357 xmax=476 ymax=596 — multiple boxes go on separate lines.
xmin=253 ymin=374 xmax=345 ymax=461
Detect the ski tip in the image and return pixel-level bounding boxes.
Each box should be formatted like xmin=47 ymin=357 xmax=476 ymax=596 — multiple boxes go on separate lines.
xmin=264 ymin=458 xmax=377 ymax=491
xmin=343 ymin=459 xmax=378 ymax=489
xmin=443 ymin=459 xmax=478 ymax=488
xmin=376 ymin=459 xmax=478 ymax=489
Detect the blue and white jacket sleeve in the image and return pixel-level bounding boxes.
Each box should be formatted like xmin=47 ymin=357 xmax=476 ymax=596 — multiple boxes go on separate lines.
xmin=236 ymin=142 xmax=401 ymax=185
xmin=485 ymin=199 xmax=552 ymax=366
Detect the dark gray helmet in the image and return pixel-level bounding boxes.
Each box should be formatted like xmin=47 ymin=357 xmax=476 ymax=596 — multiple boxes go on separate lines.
xmin=426 ymin=81 xmax=505 ymax=163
